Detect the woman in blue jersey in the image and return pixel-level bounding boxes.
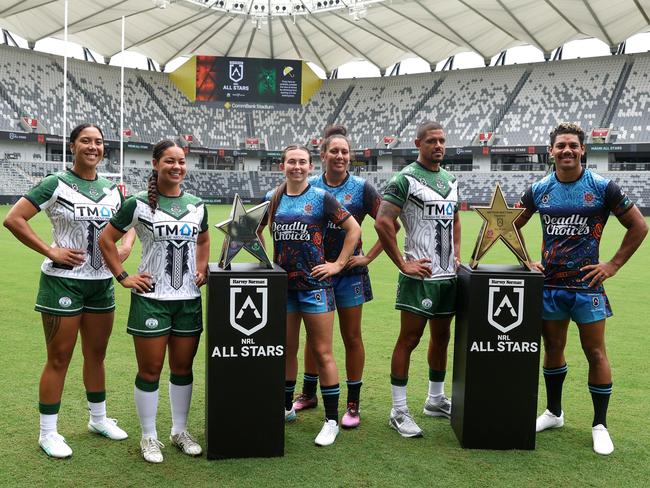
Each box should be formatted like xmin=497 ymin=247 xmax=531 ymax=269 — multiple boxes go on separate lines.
xmin=99 ymin=139 xmax=210 ymax=463
xmin=292 ymin=125 xmax=383 ymax=429
xmin=3 ymin=123 xmax=134 ymax=458
xmin=258 ymin=144 xmax=361 ymax=446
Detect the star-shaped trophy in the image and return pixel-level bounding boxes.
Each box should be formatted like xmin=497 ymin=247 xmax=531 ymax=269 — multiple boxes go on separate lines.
xmin=215 ymin=193 xmax=272 ymax=269
xmin=469 ymin=184 xmax=531 ymax=270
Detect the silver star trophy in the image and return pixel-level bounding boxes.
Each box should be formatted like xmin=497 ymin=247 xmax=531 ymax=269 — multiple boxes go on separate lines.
xmin=215 ymin=193 xmax=272 ymax=269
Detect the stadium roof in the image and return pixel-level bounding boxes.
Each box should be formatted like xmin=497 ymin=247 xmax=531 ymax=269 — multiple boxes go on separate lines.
xmin=0 ymin=0 xmax=649 ymax=73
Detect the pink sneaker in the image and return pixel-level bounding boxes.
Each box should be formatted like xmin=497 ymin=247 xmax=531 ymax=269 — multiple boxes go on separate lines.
xmin=341 ymin=402 xmax=360 ymax=429
xmin=293 ymin=393 xmax=318 ymax=411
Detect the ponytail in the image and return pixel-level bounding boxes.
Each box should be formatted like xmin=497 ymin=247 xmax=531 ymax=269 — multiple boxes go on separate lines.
xmin=267 ymin=181 xmax=287 ymax=233
xmin=148 ymin=169 xmax=159 ymax=214
xmin=149 ymin=139 xmax=179 ymax=214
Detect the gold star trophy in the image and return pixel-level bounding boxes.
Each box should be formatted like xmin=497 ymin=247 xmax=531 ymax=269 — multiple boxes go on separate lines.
xmin=469 ymin=184 xmax=532 ymax=270
xmin=215 ymin=193 xmax=272 ymax=269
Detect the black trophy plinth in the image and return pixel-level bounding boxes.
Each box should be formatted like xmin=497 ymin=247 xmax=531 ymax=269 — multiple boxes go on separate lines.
xmin=451 ymin=264 xmax=543 ymax=449
xmin=206 ymin=262 xmax=287 ymax=459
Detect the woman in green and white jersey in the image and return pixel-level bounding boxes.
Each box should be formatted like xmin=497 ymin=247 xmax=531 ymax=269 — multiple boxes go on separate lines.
xmin=3 ymin=124 xmax=134 ymax=458
xmin=99 ymin=139 xmax=210 ymax=464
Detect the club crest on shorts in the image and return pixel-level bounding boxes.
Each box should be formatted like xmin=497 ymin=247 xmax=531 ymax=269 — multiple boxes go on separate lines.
xmin=592 ymin=295 xmax=600 ymax=308
xmin=145 ymin=318 xmax=158 ymax=329
xmin=58 ymin=296 xmax=72 ymax=308
xmin=487 ymin=278 xmax=524 ymax=333
xmin=230 ymin=278 xmax=268 ymax=336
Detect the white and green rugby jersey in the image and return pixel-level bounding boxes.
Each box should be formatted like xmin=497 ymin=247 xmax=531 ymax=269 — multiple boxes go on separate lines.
xmin=382 ymin=162 xmax=459 ymax=281
xmin=111 ymin=191 xmax=208 ymax=301
xmin=25 ymin=170 xmax=124 ymax=280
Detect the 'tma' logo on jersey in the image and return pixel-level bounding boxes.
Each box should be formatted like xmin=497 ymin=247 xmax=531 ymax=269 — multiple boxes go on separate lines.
xmin=74 ymin=203 xmax=116 ymax=221
xmin=153 ymin=221 xmax=199 ymax=241
xmin=423 ymin=200 xmax=455 ymax=220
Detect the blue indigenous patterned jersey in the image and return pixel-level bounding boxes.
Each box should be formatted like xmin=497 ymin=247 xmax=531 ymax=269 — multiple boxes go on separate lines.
xmin=264 ymin=184 xmax=351 ymax=290
xmin=309 ymin=173 xmax=381 ymax=276
xmin=520 ymin=168 xmax=632 ymax=292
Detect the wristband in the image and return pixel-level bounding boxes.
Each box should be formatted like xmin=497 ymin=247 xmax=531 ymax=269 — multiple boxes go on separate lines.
xmin=115 ymin=271 xmax=128 ymax=282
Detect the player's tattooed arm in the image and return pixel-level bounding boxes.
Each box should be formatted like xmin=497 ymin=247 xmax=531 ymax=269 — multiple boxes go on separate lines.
xmin=376 ymin=200 xmax=402 ymax=221
xmin=41 ymin=314 xmax=61 ymax=345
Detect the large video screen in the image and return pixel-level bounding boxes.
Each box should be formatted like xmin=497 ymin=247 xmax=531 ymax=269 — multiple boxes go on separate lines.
xmin=196 ymin=56 xmax=302 ymax=104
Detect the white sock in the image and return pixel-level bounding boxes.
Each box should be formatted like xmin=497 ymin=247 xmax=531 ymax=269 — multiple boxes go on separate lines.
xmin=169 ymin=382 xmax=193 ymax=436
xmin=391 ymin=384 xmax=407 ymax=410
xmin=428 ymin=381 xmax=445 ymax=401
xmin=134 ymin=386 xmax=159 ymax=439
xmin=88 ymin=400 xmax=107 ymax=424
xmin=39 ymin=413 xmax=58 ymax=438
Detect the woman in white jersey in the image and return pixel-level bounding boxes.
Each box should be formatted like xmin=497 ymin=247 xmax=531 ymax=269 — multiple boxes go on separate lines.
xmin=99 ymin=139 xmax=210 ymax=464
xmin=3 ymin=124 xmax=134 ymax=458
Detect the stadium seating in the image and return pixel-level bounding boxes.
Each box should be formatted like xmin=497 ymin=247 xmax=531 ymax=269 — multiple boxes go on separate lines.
xmin=495 ymin=57 xmax=625 ymax=145
xmin=610 ymin=53 xmax=650 ymax=142
xmin=1 ymin=45 xmax=649 ymax=211
xmin=399 ymin=66 xmax=525 ymax=147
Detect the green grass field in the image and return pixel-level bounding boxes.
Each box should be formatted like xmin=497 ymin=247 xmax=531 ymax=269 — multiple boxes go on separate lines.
xmin=0 ymin=204 xmax=648 ymax=487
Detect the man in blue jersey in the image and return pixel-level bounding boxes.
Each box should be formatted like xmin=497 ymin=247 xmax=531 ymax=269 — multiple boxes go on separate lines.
xmin=516 ymin=123 xmax=647 ymax=455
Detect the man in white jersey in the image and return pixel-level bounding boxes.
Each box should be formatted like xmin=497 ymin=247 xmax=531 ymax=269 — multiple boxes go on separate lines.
xmin=375 ymin=121 xmax=461 ymax=437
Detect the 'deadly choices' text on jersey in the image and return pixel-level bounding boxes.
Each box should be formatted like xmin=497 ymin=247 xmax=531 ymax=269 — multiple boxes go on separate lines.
xmin=264 ymin=185 xmax=351 ymax=290
xmin=309 ymin=173 xmax=381 ymax=277
xmin=110 ymin=191 xmax=208 ymax=300
xmin=520 ymin=168 xmax=632 ymax=292
xmin=25 ymin=169 xmax=124 ymax=280
xmin=382 ymin=162 xmax=459 ymax=281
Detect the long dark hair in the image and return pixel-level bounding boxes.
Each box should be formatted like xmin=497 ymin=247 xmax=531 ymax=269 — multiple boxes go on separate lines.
xmin=148 ymin=139 xmax=180 ymax=213
xmin=267 ymin=144 xmax=312 ymax=231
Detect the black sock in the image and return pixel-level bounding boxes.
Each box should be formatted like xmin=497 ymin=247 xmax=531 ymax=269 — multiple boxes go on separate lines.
xmin=285 ymin=380 xmax=296 ymax=411
xmin=346 ymin=380 xmax=362 ymax=404
xmin=589 ymin=383 xmax=612 ymax=427
xmin=321 ymin=383 xmax=340 ymax=422
xmin=302 ymin=373 xmax=319 ymax=398
xmin=543 ymin=364 xmax=567 ymax=416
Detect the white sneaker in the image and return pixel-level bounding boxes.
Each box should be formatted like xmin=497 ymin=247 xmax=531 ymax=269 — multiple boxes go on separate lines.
xmin=592 ymin=424 xmax=614 ymax=455
xmin=389 ymin=407 xmax=423 ymax=438
xmin=39 ymin=432 xmax=72 ymax=458
xmin=423 ymin=395 xmax=452 ymax=419
xmin=314 ymin=419 xmax=339 ymax=446
xmin=285 ymin=407 xmax=297 ymax=423
xmin=88 ymin=418 xmax=128 ymax=440
xmin=536 ymin=409 xmax=564 ymax=433
xmin=170 ymin=431 xmax=202 ymax=456
xmin=140 ymin=436 xmax=164 ymax=463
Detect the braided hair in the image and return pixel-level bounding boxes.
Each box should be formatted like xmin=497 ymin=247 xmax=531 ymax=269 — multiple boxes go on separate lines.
xmin=148 ymin=139 xmax=179 ymax=214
